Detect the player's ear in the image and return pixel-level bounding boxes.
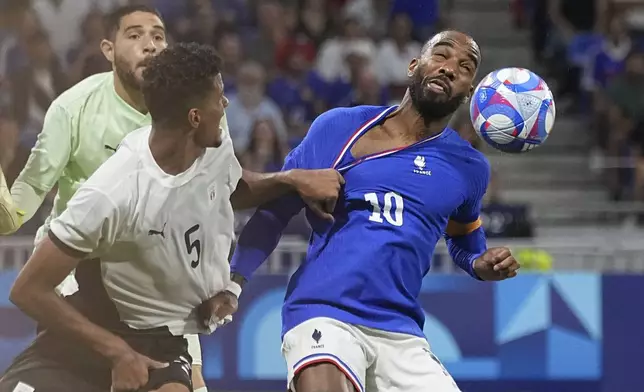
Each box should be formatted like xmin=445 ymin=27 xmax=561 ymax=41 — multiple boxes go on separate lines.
xmin=188 ymin=108 xmax=200 ymax=129
xmin=463 ymin=85 xmax=474 ymax=103
xmin=407 ymin=58 xmax=418 ymax=78
xmin=100 ymin=39 xmax=114 ymax=63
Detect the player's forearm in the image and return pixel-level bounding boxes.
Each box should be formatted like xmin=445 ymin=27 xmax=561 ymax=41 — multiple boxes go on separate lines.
xmin=10 ymin=180 xmax=48 ymax=223
xmin=10 ymin=237 xmax=132 ymax=362
xmin=230 ymin=203 xmax=297 ymax=282
xmin=230 ymin=169 xmax=299 ymax=210
xmin=445 ymin=226 xmax=487 ymax=280
xmin=10 ymin=285 xmax=131 ymax=361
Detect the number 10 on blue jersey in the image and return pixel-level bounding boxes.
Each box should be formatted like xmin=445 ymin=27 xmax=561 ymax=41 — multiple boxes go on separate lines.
xmin=364 ymin=192 xmax=404 ymax=226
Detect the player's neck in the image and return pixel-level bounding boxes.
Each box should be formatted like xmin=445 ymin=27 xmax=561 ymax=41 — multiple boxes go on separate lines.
xmin=396 ymin=93 xmax=450 ymax=142
xmin=113 ymin=75 xmax=148 ymax=114
xmin=148 ymin=126 xmax=204 ymax=175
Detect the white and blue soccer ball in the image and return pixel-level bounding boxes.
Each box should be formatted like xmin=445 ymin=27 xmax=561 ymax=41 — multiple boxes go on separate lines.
xmin=470 ymin=67 xmax=555 ymax=153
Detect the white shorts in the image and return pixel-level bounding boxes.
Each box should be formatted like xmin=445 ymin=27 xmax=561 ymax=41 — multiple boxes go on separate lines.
xmin=281 ymin=317 xmax=461 ymax=392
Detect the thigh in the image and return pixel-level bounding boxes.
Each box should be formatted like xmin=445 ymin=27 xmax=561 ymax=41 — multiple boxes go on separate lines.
xmin=0 ymin=348 xmax=106 ymax=392
xmin=149 ymin=383 xmax=190 ymax=392
xmin=282 ymin=318 xmax=369 ymax=392
xmin=143 ymin=355 xmax=192 ymax=392
xmin=365 ymin=330 xmax=460 ymax=392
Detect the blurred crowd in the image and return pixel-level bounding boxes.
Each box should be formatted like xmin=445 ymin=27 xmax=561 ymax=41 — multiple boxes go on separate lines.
xmin=0 ymin=0 xmax=455 ymax=180
xmin=0 ymin=0 xmax=533 ymax=237
xmin=517 ymin=0 xmax=644 ymax=205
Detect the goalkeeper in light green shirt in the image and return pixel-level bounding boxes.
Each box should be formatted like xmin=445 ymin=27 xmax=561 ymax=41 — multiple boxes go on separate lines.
xmin=5 ymin=5 xmax=211 ymax=391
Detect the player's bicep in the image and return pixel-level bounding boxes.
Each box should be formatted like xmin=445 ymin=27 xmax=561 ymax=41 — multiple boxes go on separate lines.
xmin=49 ymin=186 xmax=122 ymax=254
xmin=447 ymin=160 xmax=491 ymax=237
xmin=18 ymin=103 xmax=73 ymax=192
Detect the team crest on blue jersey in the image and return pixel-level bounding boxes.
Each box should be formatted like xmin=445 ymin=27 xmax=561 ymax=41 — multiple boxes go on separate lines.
xmin=413 ymin=156 xmax=432 ymax=176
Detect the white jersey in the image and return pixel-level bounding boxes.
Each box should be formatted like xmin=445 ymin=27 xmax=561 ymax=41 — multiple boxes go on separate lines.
xmin=49 ymin=125 xmax=242 ymax=335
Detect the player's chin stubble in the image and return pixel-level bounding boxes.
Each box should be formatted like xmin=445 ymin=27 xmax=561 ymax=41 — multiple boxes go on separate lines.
xmin=409 ymin=73 xmax=465 ymax=121
xmin=114 ymin=55 xmax=141 ymax=90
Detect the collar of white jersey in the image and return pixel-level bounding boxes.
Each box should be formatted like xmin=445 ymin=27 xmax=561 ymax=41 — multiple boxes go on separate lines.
xmin=138 ymin=126 xmax=208 ymax=188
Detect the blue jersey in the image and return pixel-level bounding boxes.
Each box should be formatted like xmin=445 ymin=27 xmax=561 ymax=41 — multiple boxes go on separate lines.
xmin=232 ymin=105 xmax=490 ymax=338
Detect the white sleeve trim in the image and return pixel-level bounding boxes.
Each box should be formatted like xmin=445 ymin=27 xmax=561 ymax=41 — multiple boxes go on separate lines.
xmin=225 ymin=281 xmax=242 ymax=298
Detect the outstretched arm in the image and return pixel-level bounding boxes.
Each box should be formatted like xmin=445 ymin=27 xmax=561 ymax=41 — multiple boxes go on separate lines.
xmin=230 ymin=107 xmax=347 ymax=285
xmin=10 ymin=103 xmax=74 ymax=226
xmin=230 ymin=168 xmax=343 ymax=220
xmin=444 ymin=162 xmax=519 ymax=281
xmin=229 ymin=133 xmax=315 ymax=286
xmin=230 ymin=193 xmax=305 ymax=285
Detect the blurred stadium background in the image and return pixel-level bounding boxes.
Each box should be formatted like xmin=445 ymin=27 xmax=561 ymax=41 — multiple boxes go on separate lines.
xmin=1 ymin=0 xmax=644 ymax=391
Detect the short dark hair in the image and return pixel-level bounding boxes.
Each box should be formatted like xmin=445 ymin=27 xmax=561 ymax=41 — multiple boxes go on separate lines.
xmin=142 ymin=42 xmax=223 ymax=126
xmin=104 ymin=5 xmax=163 ymax=39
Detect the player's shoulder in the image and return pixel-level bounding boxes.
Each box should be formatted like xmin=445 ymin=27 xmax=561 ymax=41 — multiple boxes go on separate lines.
xmin=119 ymin=125 xmax=151 ymax=152
xmin=442 ymin=128 xmax=491 ymax=175
xmin=82 ymin=126 xmax=149 ymax=198
xmin=50 ymin=72 xmax=113 ymax=113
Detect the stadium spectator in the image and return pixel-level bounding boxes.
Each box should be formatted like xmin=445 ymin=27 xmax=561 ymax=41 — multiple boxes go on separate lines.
xmin=606 ymin=51 xmax=644 ymax=135
xmin=31 ymin=0 xmax=115 ymax=67
xmin=268 ymin=39 xmax=326 ymax=144
xmin=315 ymin=16 xmax=375 ymax=82
xmin=66 ymin=11 xmax=111 ymax=83
xmin=589 ymin=12 xmax=633 ymax=151
xmin=216 ymin=30 xmax=244 ymax=95
xmin=390 ymin=0 xmax=446 ymax=39
xmin=9 ymin=30 xmax=67 ymax=134
xmin=588 ymin=13 xmax=632 ymax=93
xmin=341 ymin=67 xmax=389 ymax=107
xmin=0 ymin=108 xmax=18 ymax=178
xmin=239 ymin=119 xmax=289 ymax=173
xmin=375 ymin=13 xmax=421 ymax=99
xmin=226 ymin=61 xmax=287 ymax=152
xmin=170 ymin=0 xmax=222 ymax=45
xmin=324 ymin=40 xmax=376 ymax=107
xmin=6 ymin=29 xmax=67 ymax=203
xmin=244 ymin=0 xmax=291 ymax=69
xmin=547 ymin=0 xmax=608 ymax=103
xmin=0 ymin=6 xmax=41 ymax=85
xmin=297 ymin=0 xmax=332 ymax=49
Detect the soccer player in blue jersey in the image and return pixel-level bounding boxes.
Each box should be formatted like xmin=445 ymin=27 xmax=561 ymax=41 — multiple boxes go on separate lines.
xmin=228 ymin=30 xmax=520 ymax=392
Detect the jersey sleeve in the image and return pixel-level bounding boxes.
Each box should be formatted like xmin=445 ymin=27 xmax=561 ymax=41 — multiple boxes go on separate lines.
xmin=0 ymin=165 xmax=22 ymax=234
xmin=446 ymin=158 xmax=490 ymax=236
xmin=444 ymin=158 xmax=491 ymax=279
xmin=48 ymin=185 xmax=123 ymax=255
xmin=16 ymin=102 xmax=73 ymax=193
xmin=230 ymin=147 xmax=306 ymax=280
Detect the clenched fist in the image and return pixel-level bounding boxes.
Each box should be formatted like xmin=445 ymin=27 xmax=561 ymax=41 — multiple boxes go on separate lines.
xmin=473 ymin=247 xmax=520 ymax=281
xmin=287 ymin=169 xmax=345 ymax=221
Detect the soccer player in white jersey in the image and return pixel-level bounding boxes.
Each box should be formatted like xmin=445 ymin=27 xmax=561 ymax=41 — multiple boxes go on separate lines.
xmin=2 ymin=5 xmax=204 ymax=389
xmin=0 ymin=43 xmax=343 ymax=392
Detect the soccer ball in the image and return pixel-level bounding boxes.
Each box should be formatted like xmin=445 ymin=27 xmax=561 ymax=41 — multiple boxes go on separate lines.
xmin=469 ymin=67 xmax=555 ymax=153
